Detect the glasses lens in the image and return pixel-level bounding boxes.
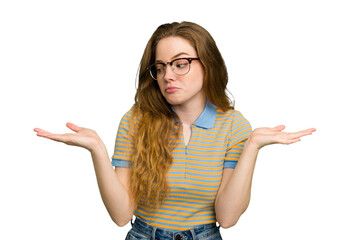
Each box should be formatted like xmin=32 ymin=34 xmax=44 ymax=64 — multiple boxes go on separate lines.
xmin=148 ymin=58 xmax=193 ymax=80
xmin=150 ymin=63 xmax=165 ymax=80
xmin=173 ymin=59 xmax=190 ymax=75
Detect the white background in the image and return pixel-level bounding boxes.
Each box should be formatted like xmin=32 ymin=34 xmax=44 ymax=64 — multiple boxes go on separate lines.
xmin=1 ymin=0 xmax=359 ymax=239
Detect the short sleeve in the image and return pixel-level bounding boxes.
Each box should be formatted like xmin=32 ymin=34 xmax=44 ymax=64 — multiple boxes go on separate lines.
xmin=111 ymin=106 xmax=140 ymax=168
xmin=224 ymin=111 xmax=252 ymax=168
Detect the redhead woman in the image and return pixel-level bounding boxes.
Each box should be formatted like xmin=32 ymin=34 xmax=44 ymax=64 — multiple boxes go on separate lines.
xmin=34 ymin=21 xmax=315 ymax=240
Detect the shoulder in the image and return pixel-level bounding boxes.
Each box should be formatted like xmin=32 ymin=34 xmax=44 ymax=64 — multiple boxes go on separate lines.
xmin=120 ymin=105 xmax=143 ymax=124
xmin=123 ymin=105 xmax=142 ymax=118
xmin=216 ymin=108 xmax=249 ymax=125
xmin=216 ymin=108 xmax=252 ymax=139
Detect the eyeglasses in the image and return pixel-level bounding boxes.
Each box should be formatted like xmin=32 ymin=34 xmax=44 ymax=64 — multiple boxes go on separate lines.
xmin=147 ymin=57 xmax=200 ymax=81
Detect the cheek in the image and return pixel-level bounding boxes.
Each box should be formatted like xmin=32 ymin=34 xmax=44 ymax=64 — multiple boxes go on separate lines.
xmin=156 ymin=81 xmax=165 ymax=91
xmin=193 ymin=68 xmax=205 ymax=87
xmin=197 ymin=79 xmax=204 ymax=91
xmin=193 ymin=73 xmax=204 ymax=89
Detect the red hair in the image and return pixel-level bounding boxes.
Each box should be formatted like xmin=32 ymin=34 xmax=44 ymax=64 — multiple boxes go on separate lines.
xmin=130 ymin=21 xmax=233 ymax=209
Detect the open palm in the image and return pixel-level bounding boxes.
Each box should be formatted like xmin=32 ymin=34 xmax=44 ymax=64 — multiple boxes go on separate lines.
xmin=34 ymin=122 xmax=101 ymax=152
xmin=249 ymin=125 xmax=316 ymax=149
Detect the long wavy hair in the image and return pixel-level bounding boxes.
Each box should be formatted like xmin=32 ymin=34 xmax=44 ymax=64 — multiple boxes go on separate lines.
xmin=130 ymin=21 xmax=234 ymax=209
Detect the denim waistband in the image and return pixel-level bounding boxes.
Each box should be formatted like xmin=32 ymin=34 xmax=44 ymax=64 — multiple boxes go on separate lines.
xmin=131 ymin=217 xmax=220 ymax=240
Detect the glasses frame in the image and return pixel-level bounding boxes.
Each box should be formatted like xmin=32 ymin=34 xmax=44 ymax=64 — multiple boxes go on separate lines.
xmin=147 ymin=57 xmax=200 ymax=81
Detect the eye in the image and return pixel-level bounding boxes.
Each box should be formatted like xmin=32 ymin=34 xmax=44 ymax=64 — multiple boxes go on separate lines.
xmin=174 ymin=59 xmax=189 ymax=69
xmin=155 ymin=64 xmax=165 ymax=73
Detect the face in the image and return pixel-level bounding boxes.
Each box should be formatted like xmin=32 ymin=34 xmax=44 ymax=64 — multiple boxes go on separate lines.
xmin=155 ymin=36 xmax=205 ymax=107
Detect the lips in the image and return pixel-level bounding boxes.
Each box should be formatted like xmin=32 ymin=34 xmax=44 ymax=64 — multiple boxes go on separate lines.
xmin=165 ymin=87 xmax=180 ymax=93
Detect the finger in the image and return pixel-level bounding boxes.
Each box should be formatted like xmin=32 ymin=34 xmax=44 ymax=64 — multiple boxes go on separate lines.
xmin=34 ymin=128 xmax=53 ymax=137
xmin=289 ymin=128 xmax=316 ymax=139
xmin=272 ymin=125 xmax=286 ymax=132
xmin=34 ymin=128 xmax=46 ymax=133
xmin=34 ymin=128 xmax=71 ymax=142
xmin=66 ymin=122 xmax=82 ymax=132
xmin=46 ymin=133 xmax=71 ymax=143
xmin=42 ymin=132 xmax=76 ymax=145
xmin=274 ymin=133 xmax=302 ymax=144
xmin=285 ymin=138 xmax=301 ymax=144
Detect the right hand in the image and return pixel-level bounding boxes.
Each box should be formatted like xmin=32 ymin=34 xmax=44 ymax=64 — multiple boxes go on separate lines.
xmin=248 ymin=125 xmax=316 ymax=150
xmin=34 ymin=122 xmax=103 ymax=152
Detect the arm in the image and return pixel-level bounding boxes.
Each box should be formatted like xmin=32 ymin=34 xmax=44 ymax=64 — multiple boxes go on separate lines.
xmin=215 ymin=125 xmax=316 ymax=228
xmin=90 ymin=143 xmax=135 ymax=226
xmin=34 ymin=122 xmax=135 ymax=226
xmin=215 ymin=140 xmax=258 ymax=228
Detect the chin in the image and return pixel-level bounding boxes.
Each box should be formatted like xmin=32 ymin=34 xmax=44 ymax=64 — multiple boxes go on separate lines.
xmin=165 ymin=97 xmax=184 ymax=106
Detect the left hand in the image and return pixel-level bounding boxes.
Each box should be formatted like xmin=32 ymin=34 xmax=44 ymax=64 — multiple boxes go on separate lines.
xmin=249 ymin=125 xmax=316 ymax=150
xmin=34 ymin=122 xmax=103 ymax=153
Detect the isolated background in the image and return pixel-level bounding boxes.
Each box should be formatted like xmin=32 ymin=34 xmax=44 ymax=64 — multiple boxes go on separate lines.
xmin=1 ymin=0 xmax=359 ymax=239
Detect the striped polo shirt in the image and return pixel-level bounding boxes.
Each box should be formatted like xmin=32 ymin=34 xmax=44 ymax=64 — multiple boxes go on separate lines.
xmin=111 ymin=100 xmax=252 ymax=231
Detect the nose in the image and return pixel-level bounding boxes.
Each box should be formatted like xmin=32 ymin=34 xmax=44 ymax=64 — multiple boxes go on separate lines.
xmin=163 ymin=64 xmax=176 ymax=81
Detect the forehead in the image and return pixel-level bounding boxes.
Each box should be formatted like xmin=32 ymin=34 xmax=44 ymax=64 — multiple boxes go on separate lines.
xmin=155 ymin=36 xmax=197 ymax=61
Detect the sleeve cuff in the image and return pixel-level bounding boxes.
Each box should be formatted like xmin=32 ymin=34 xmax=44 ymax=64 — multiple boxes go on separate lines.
xmin=112 ymin=158 xmax=131 ymax=168
xmin=223 ymin=160 xmax=237 ymax=169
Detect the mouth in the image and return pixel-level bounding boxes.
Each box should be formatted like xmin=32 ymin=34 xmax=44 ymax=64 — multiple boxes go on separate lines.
xmin=165 ymin=87 xmax=180 ymax=93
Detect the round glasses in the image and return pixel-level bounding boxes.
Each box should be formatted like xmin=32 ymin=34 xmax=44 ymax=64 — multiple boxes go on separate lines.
xmin=147 ymin=57 xmax=200 ymax=81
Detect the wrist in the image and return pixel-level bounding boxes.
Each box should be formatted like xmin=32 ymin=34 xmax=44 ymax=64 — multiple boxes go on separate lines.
xmin=245 ymin=137 xmax=261 ymax=152
xmin=89 ymin=139 xmax=107 ymax=156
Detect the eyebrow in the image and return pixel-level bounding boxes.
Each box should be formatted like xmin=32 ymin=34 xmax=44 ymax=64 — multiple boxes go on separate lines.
xmin=155 ymin=52 xmax=190 ymax=63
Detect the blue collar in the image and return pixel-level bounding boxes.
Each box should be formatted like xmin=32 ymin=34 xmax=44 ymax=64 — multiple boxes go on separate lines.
xmin=172 ymin=100 xmax=217 ymax=129
xmin=193 ymin=100 xmax=217 ymax=129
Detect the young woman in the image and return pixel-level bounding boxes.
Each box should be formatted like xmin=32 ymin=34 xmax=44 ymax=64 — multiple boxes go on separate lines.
xmin=34 ymin=21 xmax=315 ymax=240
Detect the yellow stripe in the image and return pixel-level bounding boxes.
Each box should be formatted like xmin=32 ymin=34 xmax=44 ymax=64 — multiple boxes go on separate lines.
xmin=172 ymin=159 xmax=222 ymax=165
xmin=168 ymin=168 xmax=223 ymax=175
xmin=136 ymin=211 xmax=215 ymax=226
xmin=113 ymin=150 xmax=132 ymax=156
xmin=191 ymin=132 xmax=228 ymax=138
xmin=170 ymin=193 xmax=215 ymax=200
xmin=231 ymin=131 xmax=251 ymax=143
xmin=183 ymin=150 xmax=226 ymax=156
xmin=111 ymin=107 xmax=252 ymax=231
xmin=138 ymin=206 xmax=214 ymax=217
xmin=169 ymin=179 xmax=220 ymax=186
xmin=114 ymin=143 xmax=134 ymax=148
xmin=167 ymin=174 xmax=222 ymax=181
xmin=165 ymin=196 xmax=214 ymax=204
xmin=172 ymin=155 xmax=224 ymax=161
xmin=171 ymin=163 xmax=223 ymax=170
xmin=180 ymin=189 xmax=218 ymax=196
xmin=179 ymin=141 xmax=228 ymax=147
xmin=169 ymin=184 xmax=219 ymax=191
xmin=186 ymin=145 xmax=227 ymax=151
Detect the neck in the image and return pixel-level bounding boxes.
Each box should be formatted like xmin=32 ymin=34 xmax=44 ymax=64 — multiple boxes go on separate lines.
xmin=173 ymin=98 xmax=206 ymax=126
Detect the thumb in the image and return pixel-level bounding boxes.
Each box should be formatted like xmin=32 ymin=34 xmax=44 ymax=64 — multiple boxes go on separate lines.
xmin=272 ymin=125 xmax=286 ymax=132
xmin=66 ymin=122 xmax=82 ymax=132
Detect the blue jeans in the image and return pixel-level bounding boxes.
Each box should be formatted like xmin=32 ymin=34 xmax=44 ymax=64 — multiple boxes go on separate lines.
xmin=125 ymin=217 xmax=222 ymax=240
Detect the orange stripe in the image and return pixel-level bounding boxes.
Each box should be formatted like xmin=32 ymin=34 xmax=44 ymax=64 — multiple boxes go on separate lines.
xmin=171 ymin=163 xmax=223 ymax=170
xmin=168 ymin=169 xmax=223 ymax=175
xmin=136 ymin=211 xmax=215 ymax=227
xmin=167 ymin=174 xmax=222 ymax=181
xmin=169 ymin=193 xmax=215 ymax=200
xmin=169 ymin=179 xmax=220 ymax=186
xmin=172 ymin=159 xmax=222 ymax=165
xmin=138 ymin=206 xmax=214 ymax=217
xmin=169 ymin=184 xmax=219 ymax=191
xmin=172 ymin=155 xmax=224 ymax=161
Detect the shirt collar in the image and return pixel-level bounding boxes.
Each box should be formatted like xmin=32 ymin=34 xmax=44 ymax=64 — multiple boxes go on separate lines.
xmin=193 ymin=100 xmax=217 ymax=129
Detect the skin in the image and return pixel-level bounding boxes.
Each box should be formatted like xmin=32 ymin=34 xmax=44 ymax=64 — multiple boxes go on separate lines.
xmin=155 ymin=37 xmax=206 ymax=145
xmin=34 ymin=36 xmax=316 ymax=228
xmin=214 ymin=125 xmax=316 ymax=227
